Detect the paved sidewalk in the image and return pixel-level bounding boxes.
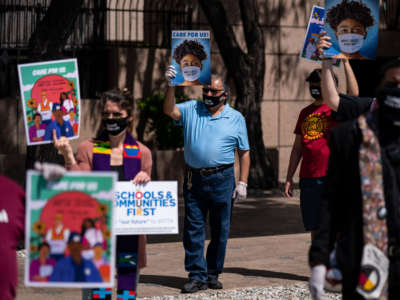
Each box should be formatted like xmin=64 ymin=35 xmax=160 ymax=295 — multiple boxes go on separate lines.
xmin=138 ymin=233 xmax=311 ymax=298
xmin=17 ymin=190 xmax=316 ymax=299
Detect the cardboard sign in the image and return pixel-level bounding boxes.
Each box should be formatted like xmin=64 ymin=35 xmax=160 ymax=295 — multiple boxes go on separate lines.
xmin=18 ymin=59 xmax=81 ymax=146
xmin=114 ymin=181 xmax=178 ymax=235
xmin=25 ymin=171 xmax=116 ymax=288
xmin=171 ymin=30 xmax=211 ymax=86
xmin=323 ymin=0 xmax=380 ymax=60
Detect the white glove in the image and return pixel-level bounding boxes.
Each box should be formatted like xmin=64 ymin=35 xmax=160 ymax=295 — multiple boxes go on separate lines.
xmin=34 ymin=162 xmax=66 ymax=181
xmin=165 ymin=65 xmax=177 ymax=86
xmin=309 ymin=265 xmax=328 ymax=300
xmin=233 ymin=181 xmax=247 ymax=202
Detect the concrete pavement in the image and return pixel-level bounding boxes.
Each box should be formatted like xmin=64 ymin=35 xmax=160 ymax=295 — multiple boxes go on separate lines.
xmin=17 ymin=190 xmax=313 ymax=299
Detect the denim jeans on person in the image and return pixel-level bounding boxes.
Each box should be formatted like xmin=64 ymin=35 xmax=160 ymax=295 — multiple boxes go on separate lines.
xmin=183 ymin=166 xmax=235 ymax=283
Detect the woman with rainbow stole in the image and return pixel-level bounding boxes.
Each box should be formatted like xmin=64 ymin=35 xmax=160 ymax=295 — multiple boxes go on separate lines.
xmin=54 ymin=89 xmax=152 ymax=300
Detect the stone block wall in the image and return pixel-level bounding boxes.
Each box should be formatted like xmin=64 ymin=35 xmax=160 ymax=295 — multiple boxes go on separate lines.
xmin=0 ymin=0 xmax=398 ymax=186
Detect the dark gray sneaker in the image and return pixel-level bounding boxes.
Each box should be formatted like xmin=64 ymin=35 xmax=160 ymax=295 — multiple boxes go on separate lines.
xmin=181 ymin=279 xmax=208 ymax=293
xmin=208 ymin=277 xmax=223 ymax=289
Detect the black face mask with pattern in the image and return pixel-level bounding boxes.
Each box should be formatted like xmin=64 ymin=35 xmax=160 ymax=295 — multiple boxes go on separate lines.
xmin=103 ymin=117 xmax=128 ymax=136
xmin=377 ymin=88 xmax=400 ymax=125
xmin=203 ymin=94 xmax=226 ymax=108
xmin=309 ymin=86 xmax=322 ymax=100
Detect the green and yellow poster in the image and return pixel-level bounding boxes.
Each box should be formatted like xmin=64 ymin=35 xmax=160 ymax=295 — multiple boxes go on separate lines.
xmin=18 ymin=59 xmax=81 ymax=146
xmin=25 ymin=171 xmax=116 ymax=288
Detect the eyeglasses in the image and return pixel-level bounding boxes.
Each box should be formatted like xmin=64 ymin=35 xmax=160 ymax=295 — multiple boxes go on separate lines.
xmin=202 ymin=88 xmax=225 ymax=94
xmin=101 ymin=111 xmax=124 ymax=119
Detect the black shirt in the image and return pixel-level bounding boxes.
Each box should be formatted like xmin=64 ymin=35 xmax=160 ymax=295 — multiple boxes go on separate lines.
xmin=334 ymin=94 xmax=374 ymax=122
xmin=309 ymin=113 xmax=400 ymax=298
xmin=110 ymin=165 xmax=125 ymax=181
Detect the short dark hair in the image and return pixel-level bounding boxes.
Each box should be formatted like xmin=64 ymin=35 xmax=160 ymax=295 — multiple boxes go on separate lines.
xmin=59 ymin=92 xmax=68 ymax=102
xmin=379 ymin=58 xmax=400 ymax=80
xmin=81 ymin=217 xmax=95 ymax=236
xmin=173 ymin=40 xmax=207 ymax=65
xmin=38 ymin=242 xmax=50 ymax=251
xmin=326 ymin=0 xmax=375 ymax=31
xmin=306 ymin=68 xmax=339 ymax=86
xmin=97 ymin=88 xmax=134 ymax=136
xmin=33 ymin=113 xmax=42 ymax=120
xmin=101 ymin=88 xmax=134 ymax=116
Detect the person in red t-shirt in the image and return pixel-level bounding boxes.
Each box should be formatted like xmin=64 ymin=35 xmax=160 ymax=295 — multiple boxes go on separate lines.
xmin=0 ymin=163 xmax=65 ymax=300
xmin=285 ymin=64 xmax=358 ymax=240
xmin=0 ymin=176 xmax=25 ymax=300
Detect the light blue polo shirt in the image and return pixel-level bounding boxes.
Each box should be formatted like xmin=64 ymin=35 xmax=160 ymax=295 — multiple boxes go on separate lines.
xmin=176 ymin=100 xmax=250 ymax=168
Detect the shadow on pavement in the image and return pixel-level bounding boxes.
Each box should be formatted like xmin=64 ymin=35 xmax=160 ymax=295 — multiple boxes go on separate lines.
xmin=223 ymin=267 xmax=309 ymax=282
xmin=148 ymin=190 xmax=305 ymax=244
xmin=140 ymin=274 xmax=186 ymax=290
xmin=139 ymin=267 xmax=308 ymax=290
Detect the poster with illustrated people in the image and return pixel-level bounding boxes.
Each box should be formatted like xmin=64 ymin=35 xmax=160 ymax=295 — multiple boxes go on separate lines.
xmin=171 ymin=30 xmax=211 ymax=86
xmin=323 ymin=0 xmax=379 ymax=60
xmin=25 ymin=171 xmax=117 ymax=288
xmin=18 ymin=58 xmax=81 ymax=146
xmin=114 ymin=181 xmax=178 ymax=235
xmin=300 ymin=6 xmax=340 ymax=67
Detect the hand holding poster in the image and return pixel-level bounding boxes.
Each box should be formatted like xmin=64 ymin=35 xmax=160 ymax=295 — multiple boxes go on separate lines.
xmin=170 ymin=31 xmax=211 ymax=86
xmin=323 ymin=0 xmax=380 ymax=60
xmin=25 ymin=171 xmax=116 ymax=288
xmin=114 ymin=181 xmax=178 ymax=235
xmin=18 ymin=59 xmax=81 ymax=146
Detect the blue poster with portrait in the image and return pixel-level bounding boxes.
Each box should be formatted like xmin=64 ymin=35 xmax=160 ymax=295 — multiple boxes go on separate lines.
xmin=171 ymin=31 xmax=211 ymax=86
xmin=323 ymin=0 xmax=380 ymax=60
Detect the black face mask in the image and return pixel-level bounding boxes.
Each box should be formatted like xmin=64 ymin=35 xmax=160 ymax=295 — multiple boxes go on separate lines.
xmin=103 ymin=117 xmax=129 ymax=136
xmin=309 ymin=86 xmax=322 ymax=100
xmin=377 ymin=88 xmax=400 ymax=125
xmin=203 ymin=94 xmax=225 ymax=108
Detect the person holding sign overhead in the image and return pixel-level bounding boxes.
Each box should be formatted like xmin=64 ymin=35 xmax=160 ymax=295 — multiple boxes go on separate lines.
xmin=308 ymin=59 xmax=400 ymax=299
xmin=164 ymin=69 xmax=250 ymax=293
xmin=53 ymin=89 xmax=152 ymax=300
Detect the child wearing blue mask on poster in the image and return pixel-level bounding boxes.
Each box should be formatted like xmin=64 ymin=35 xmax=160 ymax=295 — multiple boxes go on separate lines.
xmin=173 ymin=40 xmax=208 ymax=86
xmin=326 ymin=0 xmax=375 ymax=60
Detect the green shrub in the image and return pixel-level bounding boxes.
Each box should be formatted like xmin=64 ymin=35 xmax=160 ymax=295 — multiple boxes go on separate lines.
xmin=137 ymin=93 xmax=187 ymax=150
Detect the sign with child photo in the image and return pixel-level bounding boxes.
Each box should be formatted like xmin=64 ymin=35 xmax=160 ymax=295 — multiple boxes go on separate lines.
xmin=323 ymin=0 xmax=380 ymax=60
xmin=170 ymin=30 xmax=211 ymax=86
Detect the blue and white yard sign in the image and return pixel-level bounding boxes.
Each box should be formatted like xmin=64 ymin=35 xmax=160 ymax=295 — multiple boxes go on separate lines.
xmin=114 ymin=181 xmax=178 ymax=235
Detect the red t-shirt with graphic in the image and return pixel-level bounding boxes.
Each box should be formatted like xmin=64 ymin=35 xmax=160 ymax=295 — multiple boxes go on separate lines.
xmin=294 ymin=103 xmax=337 ymax=178
xmin=0 ymin=176 xmax=25 ymax=300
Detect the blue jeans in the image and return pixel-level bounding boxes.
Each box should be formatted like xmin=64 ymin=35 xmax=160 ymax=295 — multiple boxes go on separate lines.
xmin=183 ymin=166 xmax=235 ymax=282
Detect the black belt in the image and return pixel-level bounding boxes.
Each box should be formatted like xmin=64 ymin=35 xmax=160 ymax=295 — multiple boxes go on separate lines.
xmin=388 ymin=245 xmax=400 ymax=259
xmin=188 ymin=163 xmax=234 ymax=176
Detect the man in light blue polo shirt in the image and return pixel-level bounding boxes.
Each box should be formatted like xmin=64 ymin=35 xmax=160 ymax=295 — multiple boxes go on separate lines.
xmin=164 ymin=66 xmax=250 ymax=293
